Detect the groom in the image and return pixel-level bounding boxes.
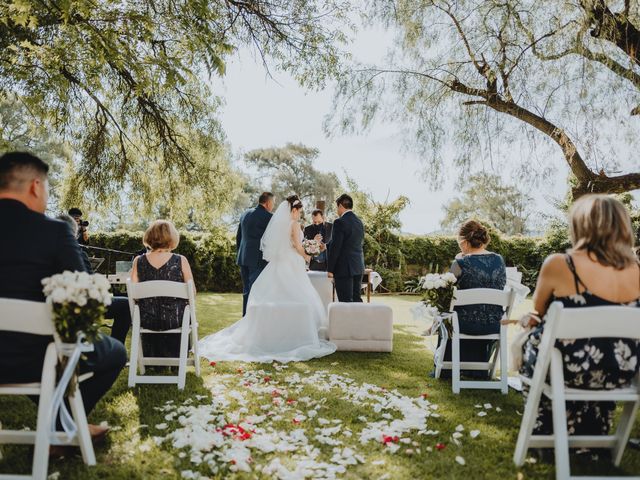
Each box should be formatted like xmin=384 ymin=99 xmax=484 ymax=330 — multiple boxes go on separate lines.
xmin=325 ymin=194 xmax=365 ymax=302
xmin=237 ymin=192 xmax=274 ymax=315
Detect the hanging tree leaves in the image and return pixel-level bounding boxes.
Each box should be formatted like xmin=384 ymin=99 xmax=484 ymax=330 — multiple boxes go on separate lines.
xmin=328 ymin=0 xmax=640 ymax=198
xmin=0 ymin=0 xmax=350 ymax=200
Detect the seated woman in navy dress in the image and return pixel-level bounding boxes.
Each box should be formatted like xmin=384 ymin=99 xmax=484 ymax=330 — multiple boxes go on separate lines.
xmin=520 ymin=195 xmax=640 ymax=439
xmin=131 ymin=220 xmax=195 ymax=358
xmin=434 ymin=220 xmax=506 ymax=378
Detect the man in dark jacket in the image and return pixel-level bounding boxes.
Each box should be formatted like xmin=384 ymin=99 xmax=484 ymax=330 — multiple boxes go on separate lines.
xmin=236 ymin=192 xmax=274 ymax=315
xmin=326 ymin=194 xmax=366 ymax=302
xmin=0 ymin=151 xmax=126 ymax=439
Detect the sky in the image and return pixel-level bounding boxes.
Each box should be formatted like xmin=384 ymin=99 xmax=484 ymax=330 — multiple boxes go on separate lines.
xmin=210 ymin=28 xmax=568 ymax=235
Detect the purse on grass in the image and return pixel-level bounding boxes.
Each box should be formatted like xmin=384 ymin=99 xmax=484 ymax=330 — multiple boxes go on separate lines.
xmin=510 ymin=313 xmax=542 ymax=371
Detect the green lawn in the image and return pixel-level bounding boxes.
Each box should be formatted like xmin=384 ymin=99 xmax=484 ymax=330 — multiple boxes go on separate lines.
xmin=1 ymin=294 xmax=638 ymax=479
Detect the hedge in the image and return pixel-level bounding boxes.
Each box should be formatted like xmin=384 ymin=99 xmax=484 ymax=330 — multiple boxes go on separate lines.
xmin=86 ymin=229 xmax=242 ymax=292
xmin=86 ymin=228 xmax=571 ymax=293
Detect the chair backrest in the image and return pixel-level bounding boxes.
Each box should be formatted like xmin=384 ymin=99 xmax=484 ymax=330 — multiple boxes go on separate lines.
xmin=126 ymin=280 xmax=196 ymax=318
xmin=545 ymin=302 xmax=640 ymax=341
xmin=0 ymin=298 xmax=53 ymax=336
xmin=452 ymin=288 xmax=515 ymax=310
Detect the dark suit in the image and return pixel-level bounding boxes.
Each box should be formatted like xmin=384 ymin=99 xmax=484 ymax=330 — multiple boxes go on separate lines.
xmin=0 ymin=199 xmax=126 ymax=415
xmin=236 ymin=204 xmax=272 ymax=315
xmin=327 ymin=211 xmax=365 ymax=302
xmin=304 ymin=222 xmax=333 ymax=271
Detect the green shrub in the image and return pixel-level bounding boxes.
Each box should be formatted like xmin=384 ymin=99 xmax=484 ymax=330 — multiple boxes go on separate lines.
xmin=87 ymin=226 xmax=571 ymax=293
xmin=86 ymin=228 xmax=242 ymax=293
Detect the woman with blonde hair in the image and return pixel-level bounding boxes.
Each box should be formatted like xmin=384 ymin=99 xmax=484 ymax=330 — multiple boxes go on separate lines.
xmin=131 ymin=220 xmax=194 ymax=358
xmin=520 ymin=194 xmax=640 ymax=439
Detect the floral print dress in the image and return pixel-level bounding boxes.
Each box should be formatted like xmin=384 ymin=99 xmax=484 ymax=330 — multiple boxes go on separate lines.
xmin=434 ymin=253 xmax=507 ymax=376
xmin=520 ymin=254 xmax=640 ymax=435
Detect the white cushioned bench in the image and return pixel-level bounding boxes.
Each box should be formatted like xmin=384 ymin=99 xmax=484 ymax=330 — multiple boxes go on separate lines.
xmin=328 ymin=303 xmax=393 ymax=352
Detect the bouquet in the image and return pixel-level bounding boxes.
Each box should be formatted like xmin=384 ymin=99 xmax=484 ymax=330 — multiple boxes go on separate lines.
xmin=410 ymin=272 xmax=457 ymax=325
xmin=302 ymin=239 xmax=322 ymax=257
xmin=42 ymin=271 xmax=112 ymax=343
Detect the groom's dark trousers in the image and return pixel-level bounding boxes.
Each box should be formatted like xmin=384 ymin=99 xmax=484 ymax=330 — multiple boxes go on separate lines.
xmin=240 ymin=265 xmax=265 ymax=315
xmin=236 ymin=204 xmax=272 ymax=315
xmin=334 ymin=276 xmax=363 ymax=303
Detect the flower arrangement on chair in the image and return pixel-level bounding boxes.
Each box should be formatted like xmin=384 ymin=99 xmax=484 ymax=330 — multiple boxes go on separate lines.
xmin=411 ymin=273 xmax=457 ymax=333
xmin=42 ymin=270 xmax=112 ymax=344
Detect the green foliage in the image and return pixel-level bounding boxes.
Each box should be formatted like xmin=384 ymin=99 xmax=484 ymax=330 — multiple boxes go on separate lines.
xmin=330 ymin=0 xmax=640 ymax=195
xmin=88 ymin=226 xmax=568 ymax=292
xmin=441 ymin=173 xmax=533 ymax=235
xmin=244 ymin=143 xmax=341 ymax=215
xmin=0 ymin=93 xmax=72 ymax=210
xmin=0 ymin=0 xmax=349 ymax=199
xmin=88 ymin=229 xmax=242 ymax=293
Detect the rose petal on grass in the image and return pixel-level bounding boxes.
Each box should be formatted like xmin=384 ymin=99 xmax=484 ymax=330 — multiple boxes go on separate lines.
xmin=470 ymin=430 xmax=480 ymax=439
xmin=455 ymin=456 xmax=466 ymax=465
xmin=455 ymin=424 xmax=464 ymax=432
xmin=477 ymin=411 xmax=487 ymax=417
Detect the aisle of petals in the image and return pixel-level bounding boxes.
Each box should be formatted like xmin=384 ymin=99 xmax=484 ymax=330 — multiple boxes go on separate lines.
xmin=152 ymin=365 xmax=486 ymax=479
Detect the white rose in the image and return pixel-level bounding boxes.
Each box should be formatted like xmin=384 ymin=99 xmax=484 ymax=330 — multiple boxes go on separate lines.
xmin=50 ymin=287 xmax=67 ymax=304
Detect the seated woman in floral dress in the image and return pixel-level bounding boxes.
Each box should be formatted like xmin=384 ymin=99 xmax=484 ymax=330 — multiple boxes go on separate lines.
xmin=433 ymin=220 xmax=506 ymax=378
xmin=131 ymin=220 xmax=194 ymax=358
xmin=520 ymin=194 xmax=640 ymax=440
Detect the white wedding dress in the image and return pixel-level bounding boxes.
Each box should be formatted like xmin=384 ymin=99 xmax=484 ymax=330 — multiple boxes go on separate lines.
xmin=198 ymin=201 xmax=337 ymax=363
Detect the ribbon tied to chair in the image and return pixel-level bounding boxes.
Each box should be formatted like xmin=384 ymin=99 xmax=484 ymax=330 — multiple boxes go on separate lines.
xmin=49 ymin=333 xmax=95 ymax=443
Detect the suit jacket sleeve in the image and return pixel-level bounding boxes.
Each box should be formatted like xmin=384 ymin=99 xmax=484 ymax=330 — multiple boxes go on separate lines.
xmin=327 ymin=219 xmax=344 ymax=274
xmin=236 ymin=221 xmax=242 ymax=252
xmin=54 ymin=222 xmax=89 ymax=273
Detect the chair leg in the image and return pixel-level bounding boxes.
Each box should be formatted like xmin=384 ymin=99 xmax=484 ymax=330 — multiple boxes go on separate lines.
xmin=191 ymin=320 xmax=201 ymax=377
xmin=612 ymin=399 xmax=639 ymax=466
xmin=452 ymin=331 xmax=461 ymax=394
xmin=489 ymin=343 xmax=499 ymax=380
xmin=69 ymin=388 xmax=96 ymax=465
xmin=499 ymin=327 xmax=509 ymax=394
xmin=33 ymin=345 xmax=57 ymax=480
xmin=177 ymin=311 xmax=190 ymax=390
xmin=128 ymin=315 xmax=141 ymax=387
xmin=550 ymin=350 xmax=570 ymax=480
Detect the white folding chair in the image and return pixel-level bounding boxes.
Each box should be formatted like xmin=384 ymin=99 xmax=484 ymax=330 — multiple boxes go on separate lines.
xmin=434 ymin=288 xmax=515 ymax=394
xmin=126 ymin=280 xmax=200 ymax=390
xmin=514 ymin=302 xmax=640 ymax=479
xmin=0 ymin=298 xmax=96 ymax=480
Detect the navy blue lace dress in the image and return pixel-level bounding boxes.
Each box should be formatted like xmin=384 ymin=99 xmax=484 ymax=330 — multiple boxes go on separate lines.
xmin=520 ymin=254 xmax=640 ymax=435
xmin=435 ymin=253 xmax=507 ymax=375
xmin=137 ymin=253 xmax=188 ymax=358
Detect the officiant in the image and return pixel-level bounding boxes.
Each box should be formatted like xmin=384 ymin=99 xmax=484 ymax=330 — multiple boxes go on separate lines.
xmin=304 ymin=209 xmax=333 ymax=271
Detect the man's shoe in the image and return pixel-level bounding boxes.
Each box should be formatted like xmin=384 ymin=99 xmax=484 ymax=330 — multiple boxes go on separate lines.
xmin=88 ymin=424 xmax=110 ymax=445
xmin=49 ymin=445 xmax=70 ymax=459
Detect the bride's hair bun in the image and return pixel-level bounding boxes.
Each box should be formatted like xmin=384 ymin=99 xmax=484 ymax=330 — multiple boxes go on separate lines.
xmin=287 ymin=195 xmax=303 ymax=211
xmin=458 ymin=220 xmax=490 ymax=248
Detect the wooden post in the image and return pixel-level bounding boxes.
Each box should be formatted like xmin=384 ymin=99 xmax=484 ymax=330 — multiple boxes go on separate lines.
xmin=316 ymin=200 xmax=326 ymax=212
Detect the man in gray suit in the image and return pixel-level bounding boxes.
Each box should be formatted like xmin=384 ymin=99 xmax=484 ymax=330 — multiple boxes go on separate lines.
xmin=236 ymin=192 xmax=274 ymax=315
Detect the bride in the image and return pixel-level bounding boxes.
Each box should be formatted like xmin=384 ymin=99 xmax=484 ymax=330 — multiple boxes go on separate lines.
xmin=198 ymin=195 xmax=337 ymax=362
